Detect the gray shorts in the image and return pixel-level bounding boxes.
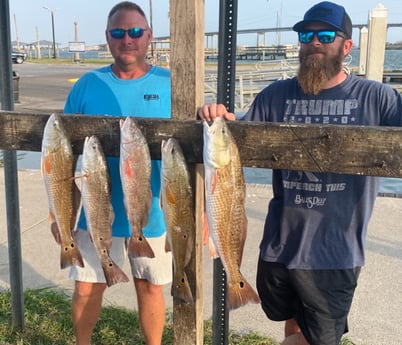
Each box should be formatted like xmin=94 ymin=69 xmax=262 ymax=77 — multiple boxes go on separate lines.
xmin=69 ymin=229 xmax=172 ymax=285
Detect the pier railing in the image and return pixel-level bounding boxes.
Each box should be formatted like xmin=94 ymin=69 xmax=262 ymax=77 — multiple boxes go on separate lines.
xmin=204 ymin=58 xmax=299 ymax=112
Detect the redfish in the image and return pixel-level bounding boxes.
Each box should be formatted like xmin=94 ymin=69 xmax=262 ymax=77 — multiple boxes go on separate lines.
xmin=41 ymin=113 xmax=84 ymax=269
xmin=81 ymin=135 xmax=129 ymax=286
xmin=119 ymin=117 xmax=154 ymax=258
xmin=161 ymin=138 xmax=195 ymax=303
xmin=203 ymin=117 xmax=260 ymax=310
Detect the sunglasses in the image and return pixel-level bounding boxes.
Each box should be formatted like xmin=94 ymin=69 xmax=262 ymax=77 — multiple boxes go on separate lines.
xmin=109 ymin=27 xmax=147 ymax=39
xmin=298 ymin=30 xmax=346 ymax=44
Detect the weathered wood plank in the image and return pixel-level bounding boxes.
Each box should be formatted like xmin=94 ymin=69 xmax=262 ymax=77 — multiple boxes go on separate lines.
xmin=170 ymin=0 xmax=205 ymax=343
xmin=1 ymin=111 xmax=402 ymax=177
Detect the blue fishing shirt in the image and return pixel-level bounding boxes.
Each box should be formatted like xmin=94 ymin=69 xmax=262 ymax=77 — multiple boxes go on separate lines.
xmin=64 ymin=65 xmax=171 ymax=237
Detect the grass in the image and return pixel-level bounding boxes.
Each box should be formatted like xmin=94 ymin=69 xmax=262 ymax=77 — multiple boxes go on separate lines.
xmin=0 ymin=288 xmax=277 ymax=345
xmin=0 ymin=288 xmax=360 ymax=344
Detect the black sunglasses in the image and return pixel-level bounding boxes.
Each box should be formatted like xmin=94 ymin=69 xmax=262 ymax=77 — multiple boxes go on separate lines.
xmin=298 ymin=30 xmax=346 ymax=44
xmin=109 ymin=27 xmax=148 ymax=39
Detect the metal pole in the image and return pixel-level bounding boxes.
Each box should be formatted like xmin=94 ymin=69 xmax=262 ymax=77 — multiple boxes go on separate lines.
xmin=43 ymin=7 xmax=56 ymax=59
xmin=149 ymin=0 xmax=154 ymax=59
xmin=51 ymin=10 xmax=56 ymax=58
xmin=74 ymin=22 xmax=80 ymax=63
xmin=212 ymin=1 xmax=238 ymax=344
xmin=0 ymin=0 xmax=25 ymax=330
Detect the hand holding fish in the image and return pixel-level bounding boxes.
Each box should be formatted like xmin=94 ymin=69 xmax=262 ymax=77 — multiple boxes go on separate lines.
xmin=197 ymin=103 xmax=236 ymax=121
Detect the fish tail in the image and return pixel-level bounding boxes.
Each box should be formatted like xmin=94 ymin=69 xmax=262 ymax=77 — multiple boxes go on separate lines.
xmin=227 ymin=277 xmax=260 ymax=310
xmin=102 ymin=260 xmax=130 ymax=287
xmin=172 ymin=271 xmax=193 ymax=304
xmin=60 ymin=241 xmax=84 ymax=269
xmin=127 ymin=235 xmax=155 ymax=258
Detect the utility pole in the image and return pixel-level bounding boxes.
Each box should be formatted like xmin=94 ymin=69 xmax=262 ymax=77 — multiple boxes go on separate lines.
xmin=36 ymin=26 xmax=41 ymax=59
xmin=74 ymin=21 xmax=80 ymax=63
xmin=13 ymin=13 xmax=19 ymax=50
xmin=43 ymin=7 xmax=56 ymax=59
xmin=149 ymin=0 xmax=154 ymax=59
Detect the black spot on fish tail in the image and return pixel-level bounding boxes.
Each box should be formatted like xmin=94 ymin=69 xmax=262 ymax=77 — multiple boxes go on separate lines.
xmin=171 ymin=271 xmax=193 ymax=304
xmin=60 ymin=241 xmax=84 ymax=269
xmin=226 ymin=277 xmax=260 ymax=311
xmin=127 ymin=235 xmax=155 ymax=258
xmin=102 ymin=259 xmax=129 ymax=287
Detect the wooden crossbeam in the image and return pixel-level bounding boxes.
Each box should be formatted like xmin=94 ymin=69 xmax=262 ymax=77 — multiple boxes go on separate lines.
xmin=1 ymin=112 xmax=402 ymax=178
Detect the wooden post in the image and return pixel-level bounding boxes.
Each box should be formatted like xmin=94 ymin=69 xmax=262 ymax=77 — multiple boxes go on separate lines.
xmin=358 ymin=26 xmax=368 ymax=76
xmin=366 ymin=4 xmax=388 ymax=82
xmin=170 ymin=0 xmax=205 ymax=120
xmin=169 ymin=0 xmax=205 ymax=344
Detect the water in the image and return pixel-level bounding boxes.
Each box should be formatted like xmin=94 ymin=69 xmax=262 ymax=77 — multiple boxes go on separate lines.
xmin=349 ymin=49 xmax=402 ymax=70
xmin=56 ymin=49 xmax=402 ymax=70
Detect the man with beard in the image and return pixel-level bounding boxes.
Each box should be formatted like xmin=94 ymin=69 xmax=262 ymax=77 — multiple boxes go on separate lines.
xmin=198 ymin=1 xmax=402 ymax=345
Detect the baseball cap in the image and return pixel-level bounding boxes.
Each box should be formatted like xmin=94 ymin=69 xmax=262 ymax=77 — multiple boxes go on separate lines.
xmin=293 ymin=1 xmax=352 ymax=38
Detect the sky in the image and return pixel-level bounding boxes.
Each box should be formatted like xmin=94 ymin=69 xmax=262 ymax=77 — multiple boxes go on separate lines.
xmin=7 ymin=0 xmax=402 ymax=49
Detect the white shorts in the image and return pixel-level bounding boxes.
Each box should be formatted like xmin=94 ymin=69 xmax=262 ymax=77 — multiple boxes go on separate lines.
xmin=69 ymin=229 xmax=172 ymax=285
xmin=129 ymin=235 xmax=172 ymax=285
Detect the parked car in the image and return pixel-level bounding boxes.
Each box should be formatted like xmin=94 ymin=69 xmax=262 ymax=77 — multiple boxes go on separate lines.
xmin=12 ymin=51 xmax=27 ymax=64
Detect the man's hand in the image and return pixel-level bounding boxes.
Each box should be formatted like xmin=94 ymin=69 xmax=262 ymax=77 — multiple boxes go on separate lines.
xmin=197 ymin=103 xmax=236 ymax=121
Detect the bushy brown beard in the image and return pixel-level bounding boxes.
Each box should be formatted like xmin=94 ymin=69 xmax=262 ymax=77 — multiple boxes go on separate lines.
xmin=297 ymin=45 xmax=344 ymax=95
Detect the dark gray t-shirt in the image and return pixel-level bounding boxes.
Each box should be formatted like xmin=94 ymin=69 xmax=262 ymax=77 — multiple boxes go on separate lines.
xmin=245 ymin=74 xmax=402 ymax=269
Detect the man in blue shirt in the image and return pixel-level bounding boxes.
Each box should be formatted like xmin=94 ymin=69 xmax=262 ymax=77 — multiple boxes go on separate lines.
xmin=51 ymin=2 xmax=171 ymax=344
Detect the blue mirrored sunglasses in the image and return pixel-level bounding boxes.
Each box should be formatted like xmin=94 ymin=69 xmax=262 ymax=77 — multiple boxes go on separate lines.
xmin=109 ymin=27 xmax=147 ymax=39
xmin=298 ymin=30 xmax=345 ymax=44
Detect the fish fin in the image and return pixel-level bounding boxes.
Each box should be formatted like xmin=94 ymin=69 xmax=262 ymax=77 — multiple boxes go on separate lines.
xmin=183 ymin=227 xmax=194 ymax=266
xmin=123 ymin=158 xmax=133 ymax=179
xmin=71 ymin=183 xmax=82 ymax=231
xmin=60 ymin=240 xmax=84 ymax=269
xmin=227 ymin=276 xmax=260 ymax=311
xmin=48 ymin=210 xmax=56 ymax=224
xmin=127 ymin=234 xmax=155 ymax=258
xmin=172 ymin=270 xmax=193 ymax=304
xmin=102 ymin=259 xmax=130 ymax=287
xmin=202 ymin=211 xmax=209 ymax=245
xmin=165 ymin=236 xmax=171 ymax=252
xmin=210 ymin=169 xmax=219 ymax=195
xmin=108 ymin=204 xmax=115 ymax=228
xmin=236 ymin=214 xmax=248 ymax=267
xmin=165 ymin=184 xmax=176 ymax=204
xmin=42 ymin=153 xmax=52 ymax=175
xmin=208 ymin=237 xmax=219 ymax=259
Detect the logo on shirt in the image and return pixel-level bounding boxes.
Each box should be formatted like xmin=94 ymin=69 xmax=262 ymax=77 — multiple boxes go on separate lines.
xmin=284 ymin=98 xmax=358 ymax=124
xmin=144 ymin=94 xmax=159 ymax=101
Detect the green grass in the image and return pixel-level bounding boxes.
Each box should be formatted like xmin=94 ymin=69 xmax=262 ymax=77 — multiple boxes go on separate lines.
xmin=0 ymin=288 xmax=276 ymax=345
xmin=0 ymin=288 xmax=360 ymax=344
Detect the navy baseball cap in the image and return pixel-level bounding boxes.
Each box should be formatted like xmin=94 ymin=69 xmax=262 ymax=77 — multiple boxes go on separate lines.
xmin=293 ymin=1 xmax=352 ymax=38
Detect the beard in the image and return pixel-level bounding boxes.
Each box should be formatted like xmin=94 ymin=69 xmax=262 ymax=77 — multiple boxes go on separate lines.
xmin=297 ymin=45 xmax=344 ymax=95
